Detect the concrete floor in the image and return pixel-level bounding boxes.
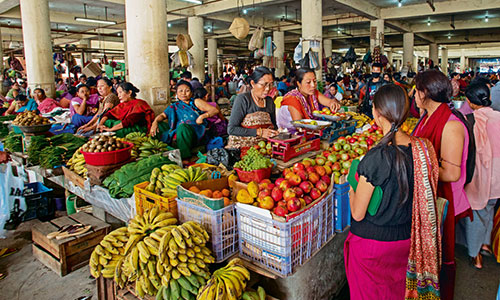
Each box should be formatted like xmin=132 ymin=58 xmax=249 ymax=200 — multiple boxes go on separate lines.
xmin=0 ymin=219 xmax=498 ymax=300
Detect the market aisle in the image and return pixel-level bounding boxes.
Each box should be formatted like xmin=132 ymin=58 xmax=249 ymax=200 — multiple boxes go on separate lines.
xmin=0 ymin=219 xmax=96 ymax=299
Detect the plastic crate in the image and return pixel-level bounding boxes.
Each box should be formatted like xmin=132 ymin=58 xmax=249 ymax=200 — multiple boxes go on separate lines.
xmin=236 ymin=189 xmax=335 ymax=277
xmin=334 ymin=182 xmax=350 ymax=232
xmin=176 ymin=199 xmax=238 ymax=263
xmin=23 ymin=182 xmax=54 ymax=221
xmin=321 ymin=125 xmax=356 ymax=144
xmin=134 ymin=182 xmax=178 ymax=218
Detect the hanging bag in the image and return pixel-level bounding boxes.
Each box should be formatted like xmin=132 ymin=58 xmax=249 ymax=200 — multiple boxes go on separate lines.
xmin=299 ymin=50 xmax=310 ymax=69
xmin=308 ymin=49 xmax=320 ymax=70
xmin=176 ymin=34 xmax=193 ymax=51
xmin=229 ymin=17 xmax=250 ymax=40
xmin=248 ymin=27 xmax=265 ymax=51
xmin=263 ymin=36 xmax=276 ymax=57
xmin=293 ymin=39 xmax=303 ymax=64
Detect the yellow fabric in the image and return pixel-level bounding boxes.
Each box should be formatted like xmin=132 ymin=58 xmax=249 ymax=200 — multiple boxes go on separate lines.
xmin=274 ymin=96 xmax=283 ymax=109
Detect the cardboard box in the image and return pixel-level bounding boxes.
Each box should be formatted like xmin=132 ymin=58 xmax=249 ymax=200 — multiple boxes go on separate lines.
xmin=177 ymin=177 xmax=227 ymax=210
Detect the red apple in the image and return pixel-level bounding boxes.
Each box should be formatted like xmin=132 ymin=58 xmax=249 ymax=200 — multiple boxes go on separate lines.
xmin=337 ymin=137 xmax=347 ymax=145
xmin=271 ymin=187 xmax=283 ymax=202
xmin=304 ymin=195 xmax=313 ymax=204
xmin=324 ymin=165 xmax=332 ymax=175
xmin=309 ymin=173 xmax=320 ymax=184
xmin=275 ymin=178 xmax=285 ymax=187
xmin=282 ymin=168 xmax=292 ymax=177
xmin=315 ymin=156 xmax=326 ymax=166
xmin=333 ymin=142 xmax=343 ymax=151
xmin=332 ymin=162 xmax=341 ymax=172
xmin=299 ymin=181 xmax=313 ymax=194
xmin=321 ymin=175 xmax=331 ymax=186
xmin=292 ymin=162 xmax=305 ymax=173
xmin=315 ymin=166 xmax=326 ymax=177
xmin=283 ymin=188 xmax=297 ymax=200
xmin=294 ymin=187 xmax=304 ymax=198
xmin=306 ymin=166 xmax=316 ymax=174
xmin=341 ymin=168 xmax=349 ymax=175
xmin=285 ymin=171 xmax=295 ymax=180
xmin=310 ymin=188 xmax=322 ymax=200
xmin=328 ymin=154 xmax=338 ymax=163
xmin=348 ymin=138 xmax=357 ymax=144
xmin=366 ymin=138 xmax=374 ymax=146
xmin=260 ymin=179 xmax=272 ymax=185
xmin=340 ymin=153 xmax=350 ymax=161
xmin=296 ymin=170 xmax=308 ymax=181
xmin=258 ymin=189 xmax=271 ymax=200
xmin=322 ymin=151 xmax=331 ymax=158
xmin=279 ymin=180 xmax=291 ymax=190
xmin=288 ymin=173 xmax=302 ymax=186
xmin=316 ymin=180 xmax=328 ymax=193
xmin=302 ymin=159 xmax=312 ymax=168
xmin=286 ymin=197 xmax=301 ymax=212
xmin=273 ymin=201 xmax=288 ymax=216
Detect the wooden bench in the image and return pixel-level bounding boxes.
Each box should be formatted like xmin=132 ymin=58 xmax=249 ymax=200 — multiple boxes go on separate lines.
xmin=32 ymin=212 xmax=111 ymax=276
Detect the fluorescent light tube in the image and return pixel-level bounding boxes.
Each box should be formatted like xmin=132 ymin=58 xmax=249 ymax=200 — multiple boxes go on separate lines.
xmin=74 ymin=17 xmax=117 ymax=25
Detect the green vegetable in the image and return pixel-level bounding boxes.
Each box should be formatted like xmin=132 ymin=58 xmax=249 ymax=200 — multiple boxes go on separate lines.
xmin=4 ymin=132 xmax=23 ymax=152
xmin=234 ymin=147 xmax=272 ymax=171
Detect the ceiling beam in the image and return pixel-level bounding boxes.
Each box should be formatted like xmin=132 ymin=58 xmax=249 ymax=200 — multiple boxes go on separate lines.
xmin=386 ymin=20 xmax=435 ymax=43
xmin=332 ymin=0 xmax=380 ymax=20
xmin=380 ymin=0 xmax=499 ymax=20
xmin=0 ymin=0 xmax=18 ymax=14
xmin=411 ymin=18 xmax=500 ymax=33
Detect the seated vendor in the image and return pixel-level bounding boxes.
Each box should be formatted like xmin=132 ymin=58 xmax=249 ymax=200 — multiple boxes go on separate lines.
xmin=277 ymin=68 xmax=341 ymax=132
xmin=150 ymin=80 xmax=219 ymax=159
xmin=58 ymin=86 xmax=76 ymax=108
xmin=324 ymin=84 xmax=343 ymax=101
xmin=34 ymin=88 xmax=61 ymax=114
xmin=5 ymin=94 xmax=38 ymax=115
xmin=70 ymin=85 xmax=99 ymax=127
xmin=5 ymin=81 xmax=20 ymax=101
xmin=97 ymin=82 xmax=154 ymax=137
xmin=227 ymin=66 xmax=278 ymax=149
xmin=77 ymin=78 xmax=119 ymax=136
xmin=193 ymin=87 xmax=228 ymax=137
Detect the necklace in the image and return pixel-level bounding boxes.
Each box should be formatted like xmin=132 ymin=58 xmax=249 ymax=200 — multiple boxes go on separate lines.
xmin=251 ymin=92 xmax=266 ymax=108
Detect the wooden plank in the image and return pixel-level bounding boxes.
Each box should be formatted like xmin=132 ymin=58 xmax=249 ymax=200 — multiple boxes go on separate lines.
xmin=32 ymin=244 xmax=64 ymax=276
xmin=32 ymin=221 xmax=61 ymax=258
xmin=50 ymin=215 xmax=78 ymax=229
xmin=66 ymin=245 xmax=94 ymax=272
xmin=70 ymin=212 xmax=111 ymax=232
xmin=65 ymin=229 xmax=107 ymax=257
xmin=238 ymin=257 xmax=279 ymax=280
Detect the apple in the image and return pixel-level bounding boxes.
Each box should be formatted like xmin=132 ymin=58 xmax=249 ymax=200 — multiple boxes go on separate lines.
xmin=315 ymin=156 xmax=326 ymax=166
xmin=294 ymin=187 xmax=304 ymax=198
xmin=266 ymin=143 xmax=272 ymax=150
xmin=309 ymin=172 xmax=320 ymax=184
xmin=296 ymin=170 xmax=308 ymax=181
xmin=303 ymin=159 xmax=312 ymax=168
xmin=315 ymin=166 xmax=326 ymax=177
xmin=372 ymin=124 xmax=379 ymax=130
xmin=283 ymin=188 xmax=297 ymax=200
xmin=259 ymin=182 xmax=274 ymax=191
xmin=325 ymin=161 xmax=333 ymax=168
xmin=254 ymin=145 xmax=260 ymax=149
xmin=273 ymin=201 xmax=288 ymax=216
xmin=316 ymin=180 xmax=328 ymax=193
xmin=322 ymin=151 xmax=331 ymax=158
xmin=321 ymin=175 xmax=331 ymax=186
xmin=338 ymin=137 xmax=347 ymax=145
xmin=304 ymin=195 xmax=313 ymax=204
xmin=286 ymin=197 xmax=301 ymax=212
xmin=328 ymin=154 xmax=337 ymax=163
xmin=299 ymin=198 xmax=306 ymax=208
xmin=333 ymin=171 xmax=341 ymax=178
xmin=306 ymin=166 xmax=316 ymax=174
xmin=359 ymin=140 xmax=368 ymax=148
xmin=324 ymin=165 xmax=332 ymax=175
xmin=310 ymin=188 xmax=322 ymax=200
xmin=303 ymin=157 xmax=316 ymax=166
xmin=271 ymin=187 xmax=283 ymax=202
xmin=285 ymin=171 xmax=295 ymax=180
xmin=366 ymin=138 xmax=374 ymax=146
xmin=299 ymin=181 xmax=313 ymax=194
xmin=341 ymin=168 xmax=349 ymax=175
xmin=333 ymin=142 xmax=343 ymax=152
xmin=259 ymin=196 xmax=275 ymax=210
xmin=260 ymin=179 xmax=272 ymax=185
xmin=288 ymin=173 xmax=302 ymax=186
xmin=275 ymin=178 xmax=285 ymax=187
xmin=258 ymin=140 xmax=267 ymax=148
xmin=348 ymin=138 xmax=357 ymax=144
xmin=279 ymin=180 xmax=291 ymax=190
xmin=343 ymin=144 xmax=352 ymax=151
xmin=260 ymin=148 xmax=267 ymax=155
xmin=340 ymin=153 xmax=350 ymax=161
xmin=292 ymin=162 xmax=305 ymax=173
xmin=332 ymin=162 xmax=341 ymax=172
xmin=258 ymin=189 xmax=271 ymax=200
xmin=342 ymin=161 xmax=352 ymax=170
xmin=355 ymin=147 xmax=366 ymax=155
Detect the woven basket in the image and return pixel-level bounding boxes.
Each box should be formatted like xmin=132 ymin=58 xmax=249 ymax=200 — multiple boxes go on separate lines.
xmin=176 ymin=34 xmax=193 ymax=51
xmin=229 ymin=17 xmax=250 ymax=40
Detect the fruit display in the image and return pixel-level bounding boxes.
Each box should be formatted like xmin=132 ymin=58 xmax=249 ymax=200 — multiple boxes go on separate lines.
xmin=12 ymin=111 xmax=50 ymax=126
xmin=253 ymin=140 xmax=272 ymax=156
xmin=66 ymin=146 xmax=87 ymax=178
xmin=313 ymin=107 xmax=335 ymax=116
xmin=103 ymin=154 xmax=175 ymax=198
xmin=81 ymin=135 xmax=128 ymax=153
xmin=234 ymin=147 xmax=272 ymax=172
xmin=401 ymin=117 xmax=418 ymax=134
xmin=145 ymin=165 xmax=208 ymax=198
xmin=4 ymin=132 xmax=23 ymax=152
xmin=241 ymin=287 xmax=267 ymax=300
xmin=89 ymin=207 xmax=215 ymax=298
xmin=344 ymin=111 xmax=371 ymax=128
xmin=196 ymin=258 xmax=251 ymax=300
xmin=340 ymin=99 xmax=356 ymax=106
xmin=125 ymin=132 xmax=170 ymax=159
xmin=188 ymin=186 xmax=232 ymax=206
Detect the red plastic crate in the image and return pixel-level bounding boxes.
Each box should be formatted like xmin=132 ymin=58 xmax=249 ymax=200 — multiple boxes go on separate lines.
xmin=234 ymin=167 xmax=272 ymax=183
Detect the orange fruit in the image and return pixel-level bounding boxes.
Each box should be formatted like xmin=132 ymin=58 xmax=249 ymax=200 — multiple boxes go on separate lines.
xmin=222 ymin=189 xmax=230 ymax=197
xmin=199 ymin=189 xmax=213 ymax=198
xmin=212 ymin=190 xmax=223 ymax=198
xmin=189 ymin=186 xmax=201 ymax=193
xmin=223 ymin=197 xmax=232 ymax=206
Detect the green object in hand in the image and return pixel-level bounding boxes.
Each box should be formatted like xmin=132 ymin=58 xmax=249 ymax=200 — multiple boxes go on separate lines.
xmin=347 ymin=159 xmax=383 ymax=216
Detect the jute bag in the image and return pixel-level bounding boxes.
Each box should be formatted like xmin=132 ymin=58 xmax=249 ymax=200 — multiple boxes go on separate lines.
xmin=176 ymin=34 xmax=193 ymax=51
xmin=248 ymin=27 xmax=264 ymax=50
xmin=229 ymin=17 xmax=250 ymax=40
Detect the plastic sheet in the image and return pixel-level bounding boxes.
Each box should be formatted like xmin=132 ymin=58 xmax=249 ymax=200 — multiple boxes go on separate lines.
xmin=0 ymin=163 xmax=27 ymax=238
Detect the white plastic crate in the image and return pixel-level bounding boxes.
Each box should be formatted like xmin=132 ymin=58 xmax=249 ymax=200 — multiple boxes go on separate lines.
xmin=176 ymin=199 xmax=238 ymax=263
xmin=236 ymin=189 xmax=336 ymax=277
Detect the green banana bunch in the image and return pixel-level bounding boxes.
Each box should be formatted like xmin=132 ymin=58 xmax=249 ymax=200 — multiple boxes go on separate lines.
xmin=138 ymin=137 xmax=169 ymax=159
xmin=196 ymin=258 xmax=251 ymax=300
xmin=241 ymin=287 xmax=267 ymax=300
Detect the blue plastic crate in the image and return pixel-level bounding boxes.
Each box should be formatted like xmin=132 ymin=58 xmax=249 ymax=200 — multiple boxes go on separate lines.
xmin=236 ymin=188 xmax=336 ymax=277
xmin=176 ymin=199 xmax=238 ymax=263
xmin=334 ymin=183 xmax=351 ymax=232
xmin=23 ymin=182 xmax=54 ymax=221
xmin=322 ymin=126 xmax=356 ymax=144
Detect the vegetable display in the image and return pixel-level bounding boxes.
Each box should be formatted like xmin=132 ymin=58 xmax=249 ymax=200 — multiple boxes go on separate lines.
xmin=234 ymin=148 xmax=272 ymax=172
xmin=4 ymin=132 xmax=23 ymax=152
xmin=81 ymin=135 xmax=128 ymax=153
xmin=12 ymin=111 xmax=50 ymax=126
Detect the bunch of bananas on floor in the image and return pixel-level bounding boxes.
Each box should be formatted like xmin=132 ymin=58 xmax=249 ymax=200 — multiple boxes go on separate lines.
xmin=89 ymin=207 xmax=215 ymax=299
xmin=241 ymin=287 xmax=267 ymax=300
xmin=147 ymin=165 xmax=208 ymax=198
xmin=345 ymin=111 xmax=371 ymax=128
xmin=66 ymin=147 xmax=87 ymax=178
xmin=197 ymin=258 xmax=251 ymax=300
xmin=89 ymin=227 xmax=129 ymax=279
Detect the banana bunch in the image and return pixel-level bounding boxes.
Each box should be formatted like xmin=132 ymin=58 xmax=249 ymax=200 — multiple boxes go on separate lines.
xmin=89 ymin=227 xmax=129 ymax=279
xmin=242 ymin=287 xmax=267 ymax=300
xmin=151 ymin=166 xmax=208 ymax=198
xmin=345 ymin=111 xmax=371 ymax=128
xmin=197 ymin=258 xmax=251 ymax=300
xmin=138 ymin=138 xmax=169 ymax=159
xmin=124 ymin=132 xmax=148 ymax=159
xmin=67 ymin=147 xmax=87 ymax=178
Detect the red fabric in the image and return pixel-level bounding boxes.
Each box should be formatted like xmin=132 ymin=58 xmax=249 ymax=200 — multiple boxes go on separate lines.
xmin=413 ymin=103 xmax=455 ymax=300
xmin=37 ymin=97 xmax=61 ymax=114
xmin=281 ymin=89 xmax=320 ymax=119
xmin=105 ymin=99 xmax=155 ymax=130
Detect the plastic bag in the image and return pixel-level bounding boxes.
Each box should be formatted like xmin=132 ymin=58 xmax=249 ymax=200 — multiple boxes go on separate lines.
xmin=299 ymin=51 xmax=310 ymax=69
xmin=206 ymin=148 xmax=241 ymax=170
xmin=344 ymin=46 xmax=357 ymax=64
xmin=0 ymin=163 xmax=26 ymax=238
xmin=363 ymin=51 xmax=372 ymax=63
xmin=308 ymin=50 xmax=320 ymax=70
xmin=263 ymin=36 xmax=276 ymax=57
xmin=248 ymin=27 xmax=265 ymax=51
xmin=293 ymin=39 xmax=303 ymax=64
xmin=254 ymin=48 xmax=265 ymax=59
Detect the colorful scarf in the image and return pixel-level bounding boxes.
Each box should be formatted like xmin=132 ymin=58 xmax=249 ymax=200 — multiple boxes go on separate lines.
xmin=281 ymin=88 xmax=320 ymax=119
xmin=405 ymin=137 xmax=441 ymax=300
xmin=164 ymin=99 xmax=206 ymax=143
xmin=105 ymin=98 xmax=155 ymax=131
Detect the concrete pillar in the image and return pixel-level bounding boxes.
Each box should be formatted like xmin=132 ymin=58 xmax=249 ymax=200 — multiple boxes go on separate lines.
xmin=429 ymin=43 xmax=438 ymax=68
xmin=403 ymin=32 xmax=414 ymax=72
xmin=122 ymin=30 xmax=128 ymax=80
xmin=125 ymin=0 xmax=169 ymax=112
xmin=460 ymin=49 xmax=466 ymax=73
xmin=370 ymin=19 xmax=384 ymax=52
xmin=396 ymin=59 xmax=401 ymax=71
xmin=20 ymin=0 xmax=55 ymax=97
xmin=273 ymin=31 xmax=285 ymax=78
xmin=208 ymin=39 xmax=217 ymax=80
xmin=387 ymin=50 xmax=393 ymax=65
xmin=188 ymin=16 xmax=205 ymax=81
xmin=217 ymin=48 xmax=223 ymax=79
xmin=440 ymin=48 xmax=448 ymax=75
xmin=301 ymin=0 xmax=322 ymax=79
xmin=323 ymin=39 xmax=332 ymax=58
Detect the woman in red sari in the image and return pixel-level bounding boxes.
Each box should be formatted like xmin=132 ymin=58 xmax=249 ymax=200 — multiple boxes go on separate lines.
xmin=412 ymin=69 xmax=472 ymax=300
xmin=97 ymin=82 xmax=155 ymax=137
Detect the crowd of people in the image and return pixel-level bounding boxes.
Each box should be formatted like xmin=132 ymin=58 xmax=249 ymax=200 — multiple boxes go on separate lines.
xmin=1 ymin=60 xmax=499 ymax=299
